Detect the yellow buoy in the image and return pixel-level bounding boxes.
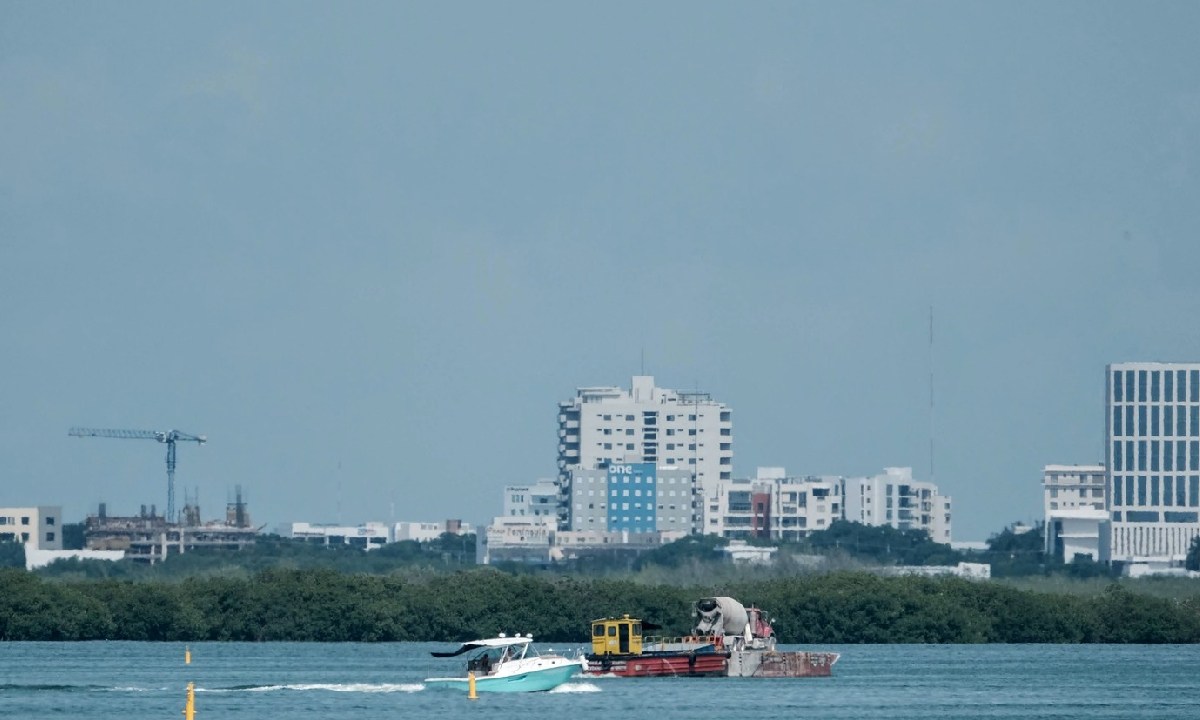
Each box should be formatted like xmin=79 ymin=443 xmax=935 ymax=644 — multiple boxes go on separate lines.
xmin=183 ymin=681 xmax=195 ymax=719
xmin=185 ymin=646 xmax=192 ymax=665
xmin=468 ymin=671 xmax=477 ymax=700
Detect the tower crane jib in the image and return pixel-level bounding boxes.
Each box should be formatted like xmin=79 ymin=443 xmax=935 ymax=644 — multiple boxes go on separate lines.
xmin=68 ymin=426 xmax=207 ymax=524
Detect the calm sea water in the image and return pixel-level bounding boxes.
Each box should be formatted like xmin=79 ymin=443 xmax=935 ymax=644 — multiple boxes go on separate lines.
xmin=1 ymin=642 xmax=1198 ymax=719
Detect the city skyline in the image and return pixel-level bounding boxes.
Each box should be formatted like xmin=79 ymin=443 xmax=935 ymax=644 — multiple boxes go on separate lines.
xmin=4 ymin=4 xmax=1200 ymax=540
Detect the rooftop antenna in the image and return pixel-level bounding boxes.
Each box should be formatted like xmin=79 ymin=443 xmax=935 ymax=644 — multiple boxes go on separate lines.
xmin=929 ymin=306 xmax=935 ymax=484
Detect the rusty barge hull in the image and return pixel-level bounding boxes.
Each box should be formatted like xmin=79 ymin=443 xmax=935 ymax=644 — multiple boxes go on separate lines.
xmin=584 ymin=649 xmax=840 ymax=678
xmin=728 ymin=649 xmax=840 ymax=678
xmin=583 ymin=651 xmax=728 ymax=677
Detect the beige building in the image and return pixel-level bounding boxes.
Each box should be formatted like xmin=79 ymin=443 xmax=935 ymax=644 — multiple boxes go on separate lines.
xmin=0 ymin=506 xmax=62 ymax=551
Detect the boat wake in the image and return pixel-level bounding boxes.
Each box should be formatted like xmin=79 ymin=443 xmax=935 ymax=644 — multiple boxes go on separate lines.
xmin=204 ymin=683 xmax=425 ymax=693
xmin=549 ymin=682 xmax=602 ymax=693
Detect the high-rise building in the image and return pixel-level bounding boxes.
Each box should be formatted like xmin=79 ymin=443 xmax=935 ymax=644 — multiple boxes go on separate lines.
xmin=1106 ymin=362 xmax=1200 ymax=564
xmin=556 ymin=375 xmax=732 ymax=527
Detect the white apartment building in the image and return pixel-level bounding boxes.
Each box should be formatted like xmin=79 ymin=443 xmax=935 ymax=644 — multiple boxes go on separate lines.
xmin=706 ymin=468 xmax=842 ymax=541
xmin=842 ymin=467 xmax=952 ymax=544
xmin=1042 ymin=464 xmax=1110 ymax=564
xmin=0 ymin=506 xmax=63 ymax=551
xmin=1106 ymin=362 xmax=1200 ymax=564
xmin=1043 ymin=464 xmax=1107 ymax=514
xmin=556 ymin=375 xmax=732 ymax=527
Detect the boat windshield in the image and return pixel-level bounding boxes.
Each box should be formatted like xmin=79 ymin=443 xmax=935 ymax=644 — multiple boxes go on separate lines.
xmin=465 ymin=643 xmax=529 ymax=673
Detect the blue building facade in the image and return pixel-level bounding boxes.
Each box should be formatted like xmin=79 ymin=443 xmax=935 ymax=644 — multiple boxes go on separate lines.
xmin=606 ymin=462 xmax=658 ymax=534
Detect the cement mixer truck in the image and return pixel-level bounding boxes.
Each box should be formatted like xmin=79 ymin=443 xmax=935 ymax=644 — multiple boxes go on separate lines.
xmin=692 ymin=596 xmax=772 ymax=648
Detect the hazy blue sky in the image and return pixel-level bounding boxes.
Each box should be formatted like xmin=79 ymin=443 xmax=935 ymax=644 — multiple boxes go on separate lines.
xmin=3 ymin=2 xmax=1199 ymax=540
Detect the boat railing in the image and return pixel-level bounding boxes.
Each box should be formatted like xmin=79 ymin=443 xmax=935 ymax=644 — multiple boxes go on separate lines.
xmin=643 ymin=634 xmax=724 ymax=650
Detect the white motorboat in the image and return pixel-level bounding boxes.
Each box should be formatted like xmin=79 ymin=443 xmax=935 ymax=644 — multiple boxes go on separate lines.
xmin=425 ymin=634 xmax=581 ymax=693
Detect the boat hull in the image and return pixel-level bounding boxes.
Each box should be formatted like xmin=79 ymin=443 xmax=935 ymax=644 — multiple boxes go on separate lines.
xmin=425 ymin=663 xmax=579 ymax=693
xmin=728 ymin=650 xmax=840 ymax=678
xmin=583 ymin=650 xmax=840 ymax=678
xmin=583 ymin=652 xmax=729 ymax=677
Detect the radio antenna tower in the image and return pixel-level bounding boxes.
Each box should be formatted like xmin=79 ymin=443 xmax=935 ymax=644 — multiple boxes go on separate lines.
xmin=929 ymin=306 xmax=936 ymax=483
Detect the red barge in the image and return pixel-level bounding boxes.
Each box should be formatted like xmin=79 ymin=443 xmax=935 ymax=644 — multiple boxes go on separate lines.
xmin=582 ymin=596 xmax=839 ymax=679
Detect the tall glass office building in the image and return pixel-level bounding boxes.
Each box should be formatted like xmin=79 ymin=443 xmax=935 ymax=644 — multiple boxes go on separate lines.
xmin=1106 ymin=362 xmax=1200 ymax=563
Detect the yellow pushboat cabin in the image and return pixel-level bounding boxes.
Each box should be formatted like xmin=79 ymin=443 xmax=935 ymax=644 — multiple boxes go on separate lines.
xmin=591 ymin=615 xmax=644 ymax=656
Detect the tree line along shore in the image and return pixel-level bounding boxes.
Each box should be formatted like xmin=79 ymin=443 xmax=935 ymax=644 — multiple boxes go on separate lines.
xmin=3 ymin=567 xmax=1199 ymax=643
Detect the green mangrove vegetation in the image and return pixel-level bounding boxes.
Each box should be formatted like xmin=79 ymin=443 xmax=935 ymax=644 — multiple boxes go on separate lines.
xmin=3 ymin=566 xmax=1200 ymax=644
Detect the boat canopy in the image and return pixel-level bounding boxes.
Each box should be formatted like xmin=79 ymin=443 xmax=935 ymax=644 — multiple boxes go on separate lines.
xmin=430 ymin=636 xmax=533 ymax=657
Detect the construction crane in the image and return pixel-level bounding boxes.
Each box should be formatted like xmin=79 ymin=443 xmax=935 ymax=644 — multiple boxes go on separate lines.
xmin=68 ymin=427 xmax=207 ymax=524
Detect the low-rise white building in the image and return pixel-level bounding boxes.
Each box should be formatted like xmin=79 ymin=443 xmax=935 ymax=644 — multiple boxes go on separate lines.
xmin=882 ymin=562 xmax=991 ymax=579
xmin=25 ymin=548 xmax=125 ymax=571
xmin=393 ymin=519 xmax=473 ymax=542
xmin=476 ymin=515 xmax=556 ymax=564
xmin=722 ymin=539 xmax=778 ymax=565
xmin=291 ymin=521 xmax=390 ymax=549
xmin=1045 ymin=508 xmax=1111 ymax=564
xmin=0 ymin=506 xmax=63 ymax=551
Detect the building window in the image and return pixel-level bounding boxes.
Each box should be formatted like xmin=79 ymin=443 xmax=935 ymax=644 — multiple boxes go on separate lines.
xmin=20 ymin=517 xmax=29 ymax=526
xmin=46 ymin=517 xmax=55 ymax=526
xmin=1114 ymin=370 xmax=1124 ymax=402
